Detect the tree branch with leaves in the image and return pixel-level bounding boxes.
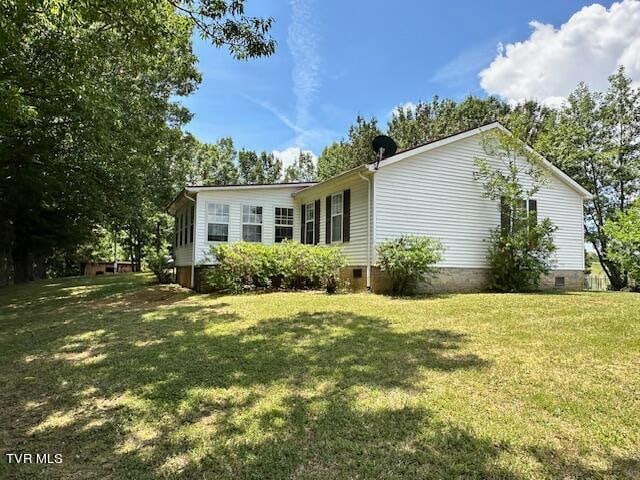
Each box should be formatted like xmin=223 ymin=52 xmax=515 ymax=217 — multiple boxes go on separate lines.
xmin=474 ymin=130 xmax=557 ymax=292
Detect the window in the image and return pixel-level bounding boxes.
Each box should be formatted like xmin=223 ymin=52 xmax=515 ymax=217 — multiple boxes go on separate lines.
xmin=275 ymin=207 xmax=294 ymax=242
xmin=500 ymin=198 xmax=538 ymax=234
xmin=331 ymin=192 xmax=343 ymax=243
xmin=178 ymin=212 xmax=183 ymax=246
xmin=242 ymin=205 xmax=263 ymax=242
xmin=207 ymin=203 xmax=229 ymax=241
xmin=174 ymin=215 xmax=178 ymax=247
xmin=189 ymin=205 xmax=194 ymax=243
xmin=305 ymin=201 xmax=315 ymax=244
xmin=183 ymin=209 xmax=189 ymax=245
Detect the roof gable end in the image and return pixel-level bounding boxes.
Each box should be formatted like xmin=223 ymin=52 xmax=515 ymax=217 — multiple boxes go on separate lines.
xmin=370 ymin=122 xmax=591 ymax=198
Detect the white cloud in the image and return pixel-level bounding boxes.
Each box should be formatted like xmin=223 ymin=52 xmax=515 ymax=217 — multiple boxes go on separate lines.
xmin=392 ymin=101 xmax=418 ymax=114
xmin=480 ymin=0 xmax=640 ymax=105
xmin=272 ymin=147 xmax=317 ymax=171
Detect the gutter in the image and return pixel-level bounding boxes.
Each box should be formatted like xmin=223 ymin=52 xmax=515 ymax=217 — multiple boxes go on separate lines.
xmin=184 ymin=191 xmax=197 ymax=289
xmin=358 ymin=171 xmax=372 ymax=290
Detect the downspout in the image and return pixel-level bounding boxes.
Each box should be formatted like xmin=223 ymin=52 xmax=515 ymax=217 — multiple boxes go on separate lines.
xmin=358 ymin=171 xmax=372 ymax=290
xmin=184 ymin=191 xmax=197 ymax=289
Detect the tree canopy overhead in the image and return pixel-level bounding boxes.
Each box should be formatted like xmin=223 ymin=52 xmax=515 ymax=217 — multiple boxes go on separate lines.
xmin=537 ymin=67 xmax=640 ymax=289
xmin=0 ymin=0 xmax=276 ymax=283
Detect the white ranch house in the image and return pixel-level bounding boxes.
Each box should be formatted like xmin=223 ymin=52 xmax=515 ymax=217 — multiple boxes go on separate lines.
xmin=167 ymin=122 xmax=591 ymax=292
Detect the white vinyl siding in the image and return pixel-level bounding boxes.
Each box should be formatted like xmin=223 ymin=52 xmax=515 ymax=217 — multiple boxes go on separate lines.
xmin=374 ymin=134 xmax=585 ymax=270
xmin=295 ymin=172 xmax=371 ymax=265
xmin=193 ymin=186 xmax=305 ymax=264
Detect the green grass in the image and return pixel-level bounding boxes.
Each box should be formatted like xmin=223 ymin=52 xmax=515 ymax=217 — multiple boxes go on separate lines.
xmin=1 ymin=274 xmax=639 ymax=479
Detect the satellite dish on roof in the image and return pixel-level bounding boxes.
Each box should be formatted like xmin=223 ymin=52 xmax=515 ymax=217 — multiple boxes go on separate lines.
xmin=372 ymin=135 xmax=397 ymax=169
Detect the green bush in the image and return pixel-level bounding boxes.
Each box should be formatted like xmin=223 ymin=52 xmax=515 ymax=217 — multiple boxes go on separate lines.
xmin=377 ymin=235 xmax=444 ymax=295
xmin=145 ymin=250 xmax=173 ymax=284
xmin=486 ymin=217 xmax=557 ymax=292
xmin=604 ymin=201 xmax=640 ymax=289
xmin=204 ymin=241 xmax=344 ymax=293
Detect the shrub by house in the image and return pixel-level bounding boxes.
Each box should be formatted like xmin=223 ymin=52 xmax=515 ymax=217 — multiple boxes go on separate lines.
xmin=203 ymin=241 xmax=344 ymax=293
xmin=377 ymin=235 xmax=444 ymax=295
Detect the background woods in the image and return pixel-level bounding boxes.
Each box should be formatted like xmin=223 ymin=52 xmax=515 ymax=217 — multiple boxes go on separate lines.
xmin=0 ymin=0 xmax=275 ymax=284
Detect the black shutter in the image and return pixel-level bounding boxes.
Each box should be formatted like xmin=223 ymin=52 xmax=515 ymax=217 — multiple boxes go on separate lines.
xmin=343 ymin=189 xmax=351 ymax=242
xmin=500 ymin=197 xmax=510 ymax=236
xmin=528 ymin=199 xmax=538 ymax=226
xmin=300 ymin=204 xmax=306 ymax=244
xmin=325 ymin=196 xmax=332 ymax=244
xmin=314 ymin=199 xmax=320 ymax=245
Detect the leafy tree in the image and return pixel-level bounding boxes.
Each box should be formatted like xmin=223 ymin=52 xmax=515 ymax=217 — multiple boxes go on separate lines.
xmin=284 ymin=151 xmax=316 ymax=182
xmin=604 ymin=200 xmax=640 ymax=287
xmin=317 ymin=116 xmax=381 ymax=180
xmin=237 ymin=149 xmax=282 ymax=184
xmin=0 ymin=0 xmax=276 ymax=283
xmin=600 ymin=66 xmax=640 ymax=213
xmin=387 ymin=102 xmax=432 ymax=151
xmin=167 ymin=0 xmax=276 ymax=59
xmin=259 ymin=151 xmax=282 ymax=184
xmin=238 ymin=149 xmax=259 ymax=184
xmin=453 ymin=95 xmax=510 ymax=132
xmin=507 ymin=100 xmax=555 ymax=146
xmin=190 ymin=138 xmax=239 ymax=185
xmin=474 ymin=130 xmax=557 ymax=292
xmin=538 ymin=68 xmax=640 ymax=290
xmin=387 ymin=96 xmax=511 ymax=150
xmin=316 ymin=141 xmax=351 ymax=181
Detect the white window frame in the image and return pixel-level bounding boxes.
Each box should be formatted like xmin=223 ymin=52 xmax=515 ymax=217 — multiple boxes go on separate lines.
xmin=331 ymin=192 xmax=343 ymax=243
xmin=305 ymin=201 xmax=315 ymax=244
xmin=242 ymin=205 xmax=263 ymax=242
xmin=274 ymin=206 xmax=294 ymax=243
xmin=207 ymin=202 xmax=230 ymax=242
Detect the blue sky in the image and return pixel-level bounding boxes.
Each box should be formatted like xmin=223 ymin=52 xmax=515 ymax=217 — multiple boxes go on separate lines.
xmin=180 ymin=0 xmax=635 ymax=166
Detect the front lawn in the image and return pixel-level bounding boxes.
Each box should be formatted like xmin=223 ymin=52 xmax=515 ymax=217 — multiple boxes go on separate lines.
xmin=1 ymin=274 xmax=639 ymax=479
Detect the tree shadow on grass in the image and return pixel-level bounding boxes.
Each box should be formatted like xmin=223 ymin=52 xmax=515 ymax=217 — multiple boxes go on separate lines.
xmin=1 ymin=282 xmax=635 ymax=479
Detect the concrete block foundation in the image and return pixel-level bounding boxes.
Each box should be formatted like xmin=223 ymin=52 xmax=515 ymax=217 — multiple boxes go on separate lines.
xmin=179 ymin=264 xmax=584 ymax=294
xmin=340 ymin=266 xmax=584 ymax=294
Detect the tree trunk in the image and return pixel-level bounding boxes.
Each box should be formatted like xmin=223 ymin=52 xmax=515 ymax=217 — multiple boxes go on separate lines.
xmin=12 ymin=246 xmax=32 ymax=283
xmin=0 ymin=250 xmax=8 ymax=286
xmin=605 ymin=261 xmax=627 ymax=291
xmin=128 ymin=227 xmax=135 ymax=272
xmin=135 ymin=230 xmax=142 ymax=272
xmin=33 ymin=255 xmax=46 ymax=279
